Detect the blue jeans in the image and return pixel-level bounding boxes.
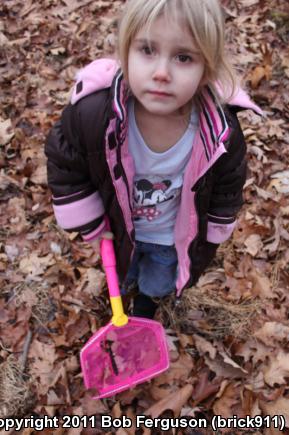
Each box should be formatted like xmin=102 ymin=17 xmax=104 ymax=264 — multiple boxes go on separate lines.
xmin=122 ymin=241 xmax=178 ymax=298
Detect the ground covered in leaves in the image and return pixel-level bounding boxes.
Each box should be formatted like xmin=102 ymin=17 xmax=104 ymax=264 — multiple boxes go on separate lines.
xmin=0 ymin=0 xmax=289 ymax=434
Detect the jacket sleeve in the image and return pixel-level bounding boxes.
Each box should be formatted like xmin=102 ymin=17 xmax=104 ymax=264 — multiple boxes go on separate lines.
xmin=45 ymin=101 xmax=106 ymax=241
xmin=206 ymin=109 xmax=247 ymax=244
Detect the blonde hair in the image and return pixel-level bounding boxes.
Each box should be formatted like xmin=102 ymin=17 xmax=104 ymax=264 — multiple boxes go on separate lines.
xmin=117 ymin=0 xmax=236 ymax=103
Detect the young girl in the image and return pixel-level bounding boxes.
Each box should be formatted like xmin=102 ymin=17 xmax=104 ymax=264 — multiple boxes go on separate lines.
xmin=45 ymin=0 xmax=262 ymax=319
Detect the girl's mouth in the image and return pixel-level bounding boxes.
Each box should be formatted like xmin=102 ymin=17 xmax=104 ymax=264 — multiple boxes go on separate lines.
xmin=147 ymin=90 xmax=172 ymax=97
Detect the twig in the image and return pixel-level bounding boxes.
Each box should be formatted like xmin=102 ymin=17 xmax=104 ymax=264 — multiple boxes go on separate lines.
xmin=19 ymin=329 xmax=32 ymax=372
xmin=61 ymin=300 xmax=94 ymax=314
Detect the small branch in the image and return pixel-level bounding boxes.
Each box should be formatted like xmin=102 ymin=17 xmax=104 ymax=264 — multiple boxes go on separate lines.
xmin=19 ymin=329 xmax=33 ymax=372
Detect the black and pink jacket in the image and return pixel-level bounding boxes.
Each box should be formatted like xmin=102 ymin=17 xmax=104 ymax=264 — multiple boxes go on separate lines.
xmin=45 ymin=59 xmax=262 ymax=296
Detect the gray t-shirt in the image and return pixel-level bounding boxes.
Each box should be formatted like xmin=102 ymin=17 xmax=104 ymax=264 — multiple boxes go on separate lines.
xmin=128 ymin=98 xmax=198 ymax=245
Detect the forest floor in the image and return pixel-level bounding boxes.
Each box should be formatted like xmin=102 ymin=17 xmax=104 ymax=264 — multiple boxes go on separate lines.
xmin=0 ymin=0 xmax=289 ymax=434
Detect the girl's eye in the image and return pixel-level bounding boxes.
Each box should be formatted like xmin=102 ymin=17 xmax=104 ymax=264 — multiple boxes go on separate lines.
xmin=177 ymin=54 xmax=192 ymax=63
xmin=141 ymin=45 xmax=154 ymax=55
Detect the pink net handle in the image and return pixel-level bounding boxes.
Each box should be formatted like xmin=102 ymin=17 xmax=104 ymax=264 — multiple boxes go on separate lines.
xmin=100 ymin=238 xmax=120 ymax=298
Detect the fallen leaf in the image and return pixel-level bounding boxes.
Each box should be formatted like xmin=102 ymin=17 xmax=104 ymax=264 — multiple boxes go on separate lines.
xmin=219 ymin=351 xmax=248 ymax=373
xmin=263 ymin=351 xmax=289 ymax=387
xmin=254 ymin=322 xmax=289 ymax=345
xmin=192 ymin=370 xmax=221 ymax=405
xmin=145 ymin=384 xmax=193 ymax=418
xmin=19 ymin=253 xmax=55 ymax=277
xmin=75 ymin=267 xmax=105 ymax=297
xmin=154 ymin=353 xmax=194 ymax=385
xmin=194 ymin=335 xmax=217 ymax=359
xmin=244 ymin=234 xmax=263 ymax=257
xmin=7 ymin=197 xmax=29 ymax=235
xmin=213 ymin=382 xmax=240 ymax=417
xmin=204 ymin=355 xmax=247 ymax=379
xmin=0 ymin=118 xmax=14 ymax=145
xmin=248 ymin=267 xmax=273 ymax=298
xmin=269 ymin=170 xmax=289 ymax=194
xmin=250 ymin=65 xmax=272 ymax=88
xmin=236 ymin=339 xmax=273 ymax=364
xmin=30 ymin=162 xmax=47 ymax=185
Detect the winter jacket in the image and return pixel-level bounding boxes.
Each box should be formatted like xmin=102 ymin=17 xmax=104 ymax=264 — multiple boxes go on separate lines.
xmin=45 ymin=59 xmax=262 ymax=296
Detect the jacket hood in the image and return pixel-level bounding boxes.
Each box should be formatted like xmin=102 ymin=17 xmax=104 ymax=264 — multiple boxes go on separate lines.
xmin=227 ymin=87 xmax=263 ymax=115
xmin=71 ymin=58 xmax=119 ymax=105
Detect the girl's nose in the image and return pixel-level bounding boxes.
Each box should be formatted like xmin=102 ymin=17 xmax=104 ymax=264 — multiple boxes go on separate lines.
xmin=152 ymin=59 xmax=171 ymax=82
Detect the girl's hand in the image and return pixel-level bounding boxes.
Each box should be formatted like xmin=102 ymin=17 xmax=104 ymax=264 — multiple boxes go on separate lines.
xmin=89 ymin=231 xmax=114 ymax=257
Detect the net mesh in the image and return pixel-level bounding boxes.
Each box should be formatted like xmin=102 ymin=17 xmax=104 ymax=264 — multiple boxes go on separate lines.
xmin=81 ymin=318 xmax=168 ymax=397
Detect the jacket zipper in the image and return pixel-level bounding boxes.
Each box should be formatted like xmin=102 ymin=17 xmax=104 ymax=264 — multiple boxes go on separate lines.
xmin=116 ymin=137 xmax=135 ymax=246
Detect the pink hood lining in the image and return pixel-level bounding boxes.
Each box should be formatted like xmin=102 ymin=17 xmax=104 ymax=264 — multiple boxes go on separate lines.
xmin=71 ymin=58 xmax=119 ymax=105
xmin=228 ymin=87 xmax=263 ymax=116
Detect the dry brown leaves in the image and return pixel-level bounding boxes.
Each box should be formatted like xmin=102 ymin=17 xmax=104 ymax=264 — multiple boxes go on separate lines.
xmin=1 ymin=0 xmax=289 ymax=433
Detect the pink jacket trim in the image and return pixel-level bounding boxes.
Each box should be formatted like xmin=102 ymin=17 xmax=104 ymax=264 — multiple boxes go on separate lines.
xmin=53 ymin=192 xmax=105 ymax=230
xmin=206 ymin=220 xmax=236 ymax=244
xmin=82 ymin=220 xmax=107 ymax=242
xmin=53 ymin=191 xmax=84 ymax=200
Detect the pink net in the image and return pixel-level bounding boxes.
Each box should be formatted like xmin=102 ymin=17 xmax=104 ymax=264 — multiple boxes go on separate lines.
xmin=80 ymin=317 xmax=169 ymax=399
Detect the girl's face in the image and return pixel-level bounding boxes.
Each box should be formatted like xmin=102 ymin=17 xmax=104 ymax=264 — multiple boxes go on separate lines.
xmin=127 ymin=14 xmax=205 ymax=119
